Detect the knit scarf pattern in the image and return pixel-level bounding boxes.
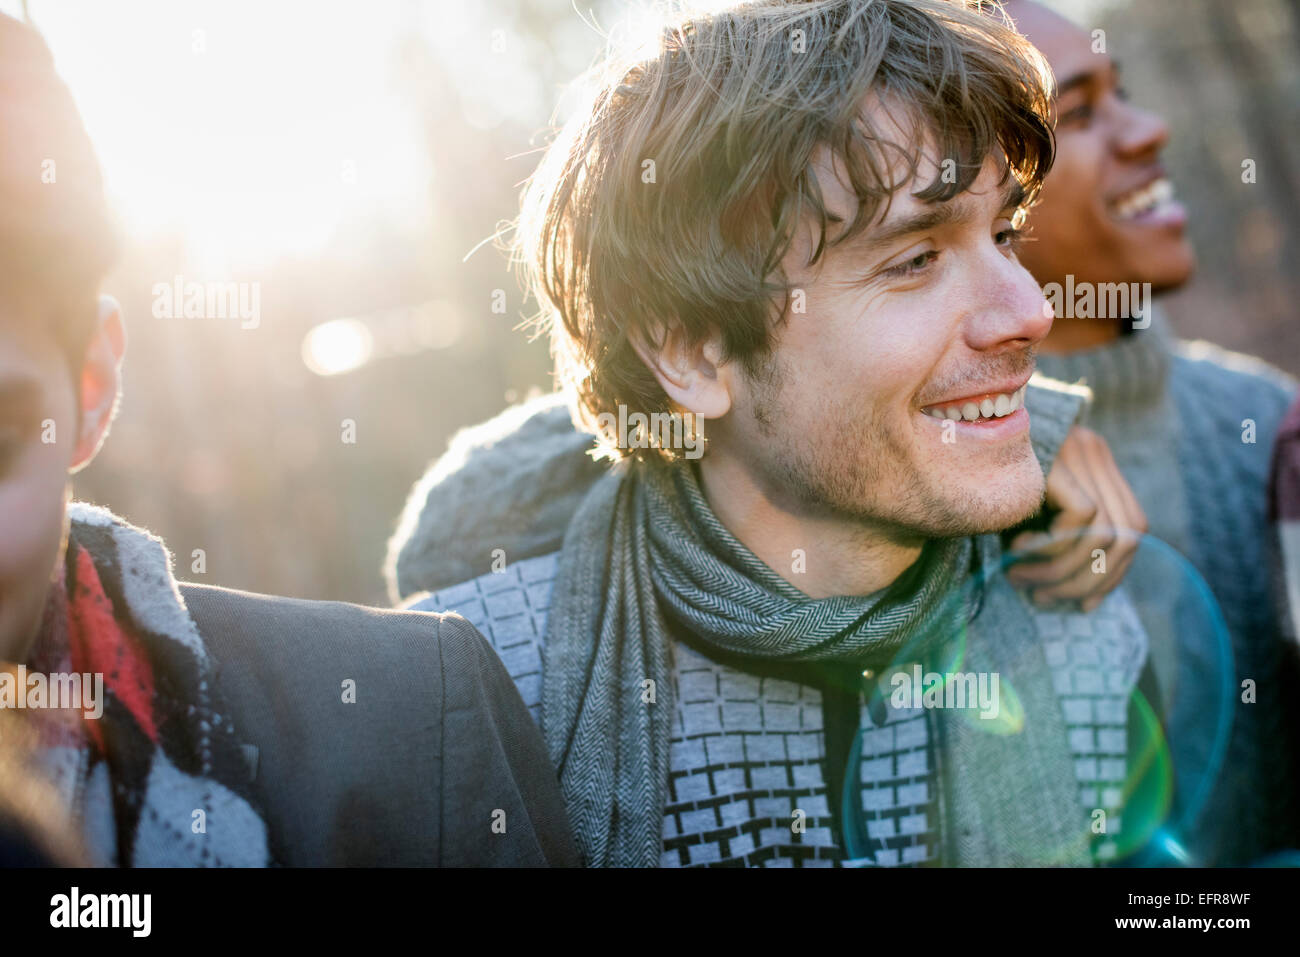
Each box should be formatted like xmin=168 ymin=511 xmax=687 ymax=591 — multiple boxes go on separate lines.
xmin=26 ymin=504 xmax=269 ymax=867
xmin=543 ymin=459 xmax=993 ymax=867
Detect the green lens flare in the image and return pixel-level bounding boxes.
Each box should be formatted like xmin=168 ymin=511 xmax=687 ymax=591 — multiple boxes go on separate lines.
xmin=956 ymin=674 xmax=1023 ymax=735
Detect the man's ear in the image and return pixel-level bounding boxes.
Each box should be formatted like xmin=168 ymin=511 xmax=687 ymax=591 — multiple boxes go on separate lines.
xmin=70 ymin=295 xmax=126 ymax=473
xmin=629 ymin=325 xmax=733 ymax=419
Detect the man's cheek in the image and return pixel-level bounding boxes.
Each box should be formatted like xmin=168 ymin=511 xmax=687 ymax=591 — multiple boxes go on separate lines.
xmin=0 ymin=464 xmax=71 ymax=590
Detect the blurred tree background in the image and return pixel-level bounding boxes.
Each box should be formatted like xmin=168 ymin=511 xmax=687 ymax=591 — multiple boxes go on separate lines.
xmin=16 ymin=0 xmax=1298 ymax=606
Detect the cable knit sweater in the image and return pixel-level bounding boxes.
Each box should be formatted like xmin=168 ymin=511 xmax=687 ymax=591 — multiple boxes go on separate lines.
xmin=1036 ymin=309 xmax=1300 ymax=865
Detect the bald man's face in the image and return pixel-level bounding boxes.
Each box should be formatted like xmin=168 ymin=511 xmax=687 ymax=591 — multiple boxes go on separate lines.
xmin=1007 ymin=1 xmax=1195 ymax=297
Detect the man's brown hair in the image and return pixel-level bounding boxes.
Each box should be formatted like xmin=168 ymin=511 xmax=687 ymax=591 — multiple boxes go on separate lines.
xmin=517 ymin=0 xmax=1054 ymax=461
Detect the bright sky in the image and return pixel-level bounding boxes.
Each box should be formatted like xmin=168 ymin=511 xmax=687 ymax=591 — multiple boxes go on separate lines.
xmin=0 ymin=0 xmax=489 ymax=270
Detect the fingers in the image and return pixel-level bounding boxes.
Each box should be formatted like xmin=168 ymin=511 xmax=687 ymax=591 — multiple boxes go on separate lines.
xmin=1036 ymin=438 xmax=1131 ymax=601
xmin=1036 ymin=429 xmax=1100 ymax=542
xmin=1081 ymin=548 xmax=1138 ymax=613
xmin=1010 ymin=526 xmax=1116 ymax=596
xmin=1007 ymin=435 xmax=1097 ymax=583
xmin=1009 ymin=527 xmax=1076 ymax=560
xmin=1059 ymin=432 xmax=1147 ymax=610
xmin=1007 ymin=425 xmax=1147 ymax=610
xmin=1088 ymin=427 xmax=1149 ymax=541
xmin=1027 ymin=529 xmax=1141 ymax=607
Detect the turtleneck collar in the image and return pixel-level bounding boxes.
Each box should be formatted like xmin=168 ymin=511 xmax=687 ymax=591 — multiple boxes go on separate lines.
xmin=1034 ymin=306 xmax=1174 ymax=416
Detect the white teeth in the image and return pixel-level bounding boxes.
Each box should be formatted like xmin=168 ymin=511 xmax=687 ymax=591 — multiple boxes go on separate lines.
xmin=1113 ymin=177 xmax=1174 ymax=220
xmin=923 ymin=385 xmax=1026 ymax=422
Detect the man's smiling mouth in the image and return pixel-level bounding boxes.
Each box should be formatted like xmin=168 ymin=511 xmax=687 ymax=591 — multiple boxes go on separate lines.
xmin=1108 ymin=176 xmax=1180 ymax=223
xmin=920 ymin=384 xmax=1027 ymax=422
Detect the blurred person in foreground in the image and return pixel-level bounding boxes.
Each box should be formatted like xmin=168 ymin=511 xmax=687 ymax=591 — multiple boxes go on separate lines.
xmin=0 ymin=12 xmax=576 ymax=866
xmin=1004 ymin=0 xmax=1300 ymax=865
xmin=388 ymin=0 xmax=1181 ymax=868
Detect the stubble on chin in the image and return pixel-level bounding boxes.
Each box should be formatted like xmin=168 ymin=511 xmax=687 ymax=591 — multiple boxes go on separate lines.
xmin=765 ymin=399 xmax=1045 ymax=540
xmin=921 ymin=444 xmax=1046 ymax=537
xmin=742 ymin=351 xmax=1044 ymax=537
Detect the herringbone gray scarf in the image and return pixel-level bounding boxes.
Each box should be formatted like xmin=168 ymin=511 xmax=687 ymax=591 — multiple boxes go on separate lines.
xmin=542 ymin=458 xmax=990 ymax=867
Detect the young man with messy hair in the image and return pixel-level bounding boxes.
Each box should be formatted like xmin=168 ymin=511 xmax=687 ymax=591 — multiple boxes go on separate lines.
xmin=392 ymin=0 xmax=1168 ymax=867
xmin=0 ymin=12 xmax=577 ymax=866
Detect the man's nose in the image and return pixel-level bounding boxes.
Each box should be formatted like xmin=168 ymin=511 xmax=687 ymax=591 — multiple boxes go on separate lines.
xmin=1113 ymin=98 xmax=1170 ymax=161
xmin=963 ymin=253 xmax=1052 ymax=354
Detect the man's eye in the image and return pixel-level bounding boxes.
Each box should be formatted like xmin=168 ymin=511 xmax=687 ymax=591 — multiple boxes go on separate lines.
xmin=995 ymin=227 xmax=1025 ymax=249
xmin=1058 ymin=102 xmax=1093 ymax=126
xmin=883 ymin=250 xmax=939 ymax=278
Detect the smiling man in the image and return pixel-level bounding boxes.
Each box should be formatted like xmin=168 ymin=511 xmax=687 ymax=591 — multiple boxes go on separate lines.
xmin=1004 ymin=0 xmax=1300 ymax=866
xmin=691 ymin=146 xmax=1044 ymax=593
xmin=391 ymin=0 xmax=1165 ymax=868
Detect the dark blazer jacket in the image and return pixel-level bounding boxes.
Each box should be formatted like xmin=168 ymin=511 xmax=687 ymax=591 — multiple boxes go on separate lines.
xmin=179 ymin=582 xmax=579 ymax=866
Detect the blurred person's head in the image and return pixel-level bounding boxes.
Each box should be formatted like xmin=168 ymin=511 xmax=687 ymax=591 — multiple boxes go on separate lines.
xmin=1005 ymin=0 xmax=1196 ymax=351
xmin=0 ymin=13 xmax=124 ymax=664
xmin=520 ymin=0 xmax=1056 ymax=547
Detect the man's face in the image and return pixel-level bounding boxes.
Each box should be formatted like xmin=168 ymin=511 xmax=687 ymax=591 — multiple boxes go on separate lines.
xmin=1008 ymin=0 xmax=1195 ymax=291
xmin=0 ymin=308 xmax=79 ymax=663
xmin=720 ymin=145 xmax=1053 ymax=542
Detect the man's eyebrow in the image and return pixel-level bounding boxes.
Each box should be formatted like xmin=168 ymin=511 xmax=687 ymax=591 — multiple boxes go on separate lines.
xmin=833 ymin=178 xmax=1027 ymax=254
xmin=1054 ymin=59 xmax=1120 ymax=99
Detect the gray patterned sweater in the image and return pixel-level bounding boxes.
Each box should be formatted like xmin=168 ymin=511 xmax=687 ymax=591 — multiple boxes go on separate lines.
xmin=409 ymin=551 xmax=1149 ymax=867
xmin=1036 ymin=310 xmax=1300 ymax=865
xmin=389 ymin=386 xmax=1193 ymax=867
